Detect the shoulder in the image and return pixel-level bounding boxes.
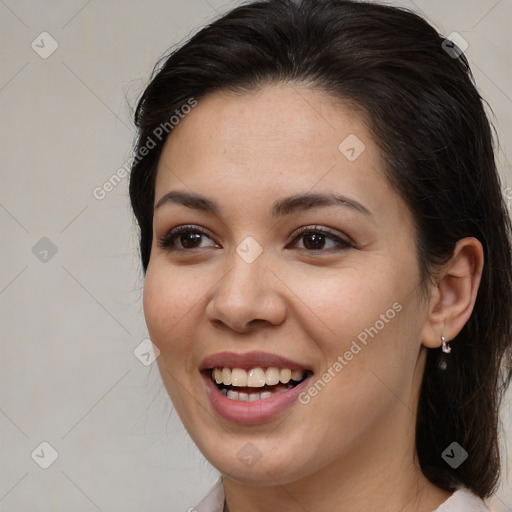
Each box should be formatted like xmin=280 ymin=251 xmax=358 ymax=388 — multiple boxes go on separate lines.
xmin=434 ymin=488 xmax=491 ymax=512
xmin=192 ymin=478 xmax=224 ymax=512
xmin=192 ymin=482 xmax=491 ymax=512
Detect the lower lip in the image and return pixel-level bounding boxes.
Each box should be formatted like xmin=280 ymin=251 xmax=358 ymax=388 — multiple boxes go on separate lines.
xmin=202 ymin=373 xmax=312 ymax=424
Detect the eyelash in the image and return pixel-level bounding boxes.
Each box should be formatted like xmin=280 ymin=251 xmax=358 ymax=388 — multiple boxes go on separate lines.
xmin=158 ymin=224 xmax=353 ymax=253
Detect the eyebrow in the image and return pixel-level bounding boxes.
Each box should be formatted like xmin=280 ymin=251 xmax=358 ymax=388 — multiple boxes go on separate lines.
xmin=155 ymin=190 xmax=372 ymax=218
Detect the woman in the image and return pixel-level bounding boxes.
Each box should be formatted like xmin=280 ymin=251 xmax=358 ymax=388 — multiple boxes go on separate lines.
xmin=129 ymin=1 xmax=512 ymax=510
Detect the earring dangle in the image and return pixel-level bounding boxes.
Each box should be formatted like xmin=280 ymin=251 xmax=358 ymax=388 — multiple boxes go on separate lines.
xmin=441 ymin=335 xmax=451 ymax=354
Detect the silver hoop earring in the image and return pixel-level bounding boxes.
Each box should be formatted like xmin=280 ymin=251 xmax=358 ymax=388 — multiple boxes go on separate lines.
xmin=441 ymin=335 xmax=451 ymax=354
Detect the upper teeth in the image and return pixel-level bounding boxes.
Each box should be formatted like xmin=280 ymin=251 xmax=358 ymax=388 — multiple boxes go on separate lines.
xmin=212 ymin=367 xmax=305 ymax=387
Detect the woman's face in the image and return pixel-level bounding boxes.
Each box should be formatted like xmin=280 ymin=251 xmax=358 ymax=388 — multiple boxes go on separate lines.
xmin=144 ymin=84 xmax=430 ymax=485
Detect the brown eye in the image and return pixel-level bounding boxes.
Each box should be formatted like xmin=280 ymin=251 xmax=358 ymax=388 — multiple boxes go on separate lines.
xmin=180 ymin=232 xmax=203 ymax=249
xmin=289 ymin=226 xmax=353 ymax=252
xmin=158 ymin=225 xmax=219 ymax=251
xmin=302 ymin=233 xmax=327 ymax=250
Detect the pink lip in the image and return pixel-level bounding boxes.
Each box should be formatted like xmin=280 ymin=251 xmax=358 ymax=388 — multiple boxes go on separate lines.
xmin=199 ymin=351 xmax=310 ymax=372
xmin=199 ymin=351 xmax=313 ymax=424
xmin=201 ymin=372 xmax=312 ymax=424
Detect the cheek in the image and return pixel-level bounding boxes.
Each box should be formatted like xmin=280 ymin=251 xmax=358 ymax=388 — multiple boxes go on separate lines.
xmin=143 ymin=264 xmax=204 ymax=410
xmin=142 ymin=262 xmax=203 ymax=353
xmin=288 ymin=262 xmax=406 ymax=339
xmin=289 ymin=255 xmax=422 ymax=388
xmin=319 ymin=278 xmax=422 ymax=410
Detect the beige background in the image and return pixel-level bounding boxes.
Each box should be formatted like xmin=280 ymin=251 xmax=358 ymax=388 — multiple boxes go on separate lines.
xmin=0 ymin=0 xmax=511 ymax=511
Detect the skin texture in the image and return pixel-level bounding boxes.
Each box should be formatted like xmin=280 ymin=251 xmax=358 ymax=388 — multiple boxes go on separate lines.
xmin=143 ymin=84 xmax=483 ymax=512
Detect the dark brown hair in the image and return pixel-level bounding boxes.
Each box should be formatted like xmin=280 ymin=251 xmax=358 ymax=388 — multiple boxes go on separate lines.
xmin=129 ymin=0 xmax=512 ymax=497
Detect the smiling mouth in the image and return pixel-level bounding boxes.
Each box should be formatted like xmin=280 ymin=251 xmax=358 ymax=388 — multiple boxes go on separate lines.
xmin=208 ymin=366 xmax=311 ymax=402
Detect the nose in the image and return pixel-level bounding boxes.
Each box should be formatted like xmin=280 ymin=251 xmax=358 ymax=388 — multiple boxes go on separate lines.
xmin=205 ymin=249 xmax=287 ymax=334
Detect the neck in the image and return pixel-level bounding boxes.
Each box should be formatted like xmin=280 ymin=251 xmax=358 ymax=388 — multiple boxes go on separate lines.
xmin=223 ymin=447 xmax=450 ymax=512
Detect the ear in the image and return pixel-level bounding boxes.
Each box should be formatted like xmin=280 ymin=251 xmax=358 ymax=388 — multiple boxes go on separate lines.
xmin=421 ymin=237 xmax=484 ymax=349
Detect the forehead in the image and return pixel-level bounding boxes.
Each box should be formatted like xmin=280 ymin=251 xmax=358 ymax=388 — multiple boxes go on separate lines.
xmin=161 ymin=85 xmax=365 ymax=154
xmin=154 ymin=84 xmax=395 ymax=217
